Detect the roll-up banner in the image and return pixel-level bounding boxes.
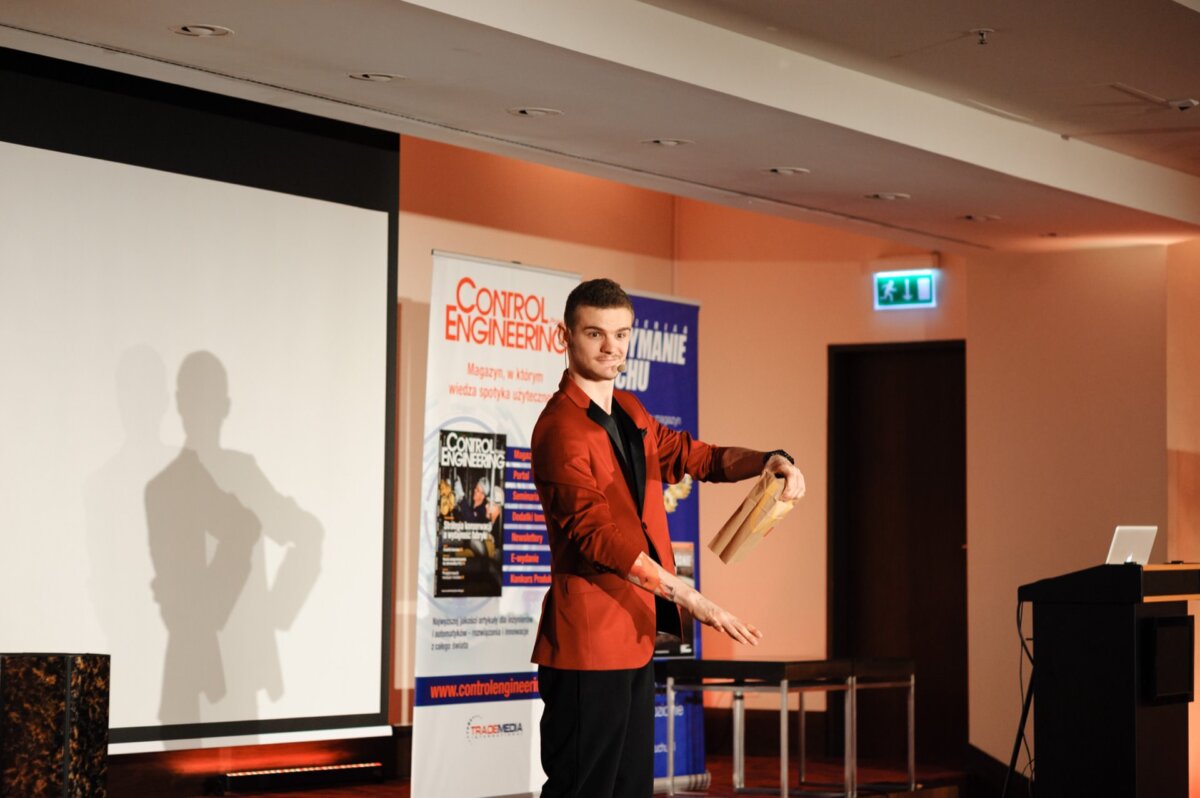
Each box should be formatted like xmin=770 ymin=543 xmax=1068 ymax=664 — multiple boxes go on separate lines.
xmin=412 ymin=257 xmax=705 ymax=796
xmin=622 ymin=292 xmax=706 ymax=781
xmin=412 ymin=253 xmax=576 ymax=798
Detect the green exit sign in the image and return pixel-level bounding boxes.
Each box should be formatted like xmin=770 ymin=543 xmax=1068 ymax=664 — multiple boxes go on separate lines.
xmin=874 ymin=269 xmax=937 ymax=310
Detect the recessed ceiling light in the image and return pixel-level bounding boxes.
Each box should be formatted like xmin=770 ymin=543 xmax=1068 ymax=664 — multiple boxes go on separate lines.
xmin=170 ymin=24 xmax=233 ymax=37
xmin=961 ymin=213 xmax=1001 ymax=222
xmin=970 ymin=27 xmax=995 ymax=45
xmin=507 ymin=107 xmax=563 ymax=118
xmin=348 ymin=72 xmax=405 ymax=82
xmin=641 ymin=138 xmax=693 ymax=147
xmin=865 ymin=192 xmax=911 ymax=201
xmin=765 ymin=166 xmax=811 ymax=176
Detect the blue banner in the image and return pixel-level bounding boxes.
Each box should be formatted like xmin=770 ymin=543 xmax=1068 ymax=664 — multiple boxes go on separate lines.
xmin=620 ymin=292 xmax=704 ymax=780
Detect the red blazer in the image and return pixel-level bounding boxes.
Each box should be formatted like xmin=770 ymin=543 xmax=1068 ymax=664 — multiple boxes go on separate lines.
xmin=530 ymin=372 xmax=727 ymax=670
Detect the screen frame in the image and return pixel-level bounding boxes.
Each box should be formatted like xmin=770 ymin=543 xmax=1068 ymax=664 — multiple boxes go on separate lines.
xmin=0 ymin=46 xmax=398 ymax=746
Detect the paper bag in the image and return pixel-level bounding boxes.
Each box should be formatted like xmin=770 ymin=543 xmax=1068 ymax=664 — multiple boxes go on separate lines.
xmin=707 ymin=472 xmax=794 ymax=564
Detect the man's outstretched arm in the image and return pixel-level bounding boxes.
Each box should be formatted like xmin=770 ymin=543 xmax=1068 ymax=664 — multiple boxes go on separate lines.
xmin=625 ymin=551 xmax=762 ymax=646
xmin=715 ymin=448 xmax=806 ymax=501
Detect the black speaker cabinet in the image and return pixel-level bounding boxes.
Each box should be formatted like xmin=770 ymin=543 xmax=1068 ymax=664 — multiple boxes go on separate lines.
xmin=1 ymin=653 xmax=110 ymax=798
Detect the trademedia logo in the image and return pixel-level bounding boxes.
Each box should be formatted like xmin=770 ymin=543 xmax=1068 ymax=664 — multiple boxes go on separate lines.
xmin=465 ymin=713 xmax=525 ymax=743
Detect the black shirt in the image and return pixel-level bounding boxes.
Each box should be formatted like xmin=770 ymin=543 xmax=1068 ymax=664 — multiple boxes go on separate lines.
xmin=586 ymin=398 xmax=681 ymax=639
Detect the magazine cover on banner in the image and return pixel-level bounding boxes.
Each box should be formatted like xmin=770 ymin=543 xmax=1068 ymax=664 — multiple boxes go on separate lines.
xmin=412 ymin=253 xmax=577 ymax=798
xmin=622 ymin=292 xmax=706 ymax=783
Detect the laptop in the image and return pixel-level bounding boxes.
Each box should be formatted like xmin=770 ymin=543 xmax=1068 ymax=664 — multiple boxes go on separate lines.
xmin=1104 ymin=525 xmax=1157 ymax=565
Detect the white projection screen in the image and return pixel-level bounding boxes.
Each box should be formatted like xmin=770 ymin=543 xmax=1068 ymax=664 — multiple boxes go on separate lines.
xmin=0 ymin=50 xmax=397 ymax=750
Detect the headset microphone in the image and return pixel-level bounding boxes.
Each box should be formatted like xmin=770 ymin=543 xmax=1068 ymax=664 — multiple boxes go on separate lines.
xmin=617 ymin=362 xmax=627 ymax=373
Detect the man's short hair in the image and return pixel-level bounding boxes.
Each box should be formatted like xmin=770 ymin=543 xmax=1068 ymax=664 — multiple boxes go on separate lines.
xmin=563 ymin=278 xmax=634 ymax=329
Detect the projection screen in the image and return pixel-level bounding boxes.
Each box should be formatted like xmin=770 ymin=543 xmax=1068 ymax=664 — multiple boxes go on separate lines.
xmin=0 ymin=49 xmax=397 ymax=750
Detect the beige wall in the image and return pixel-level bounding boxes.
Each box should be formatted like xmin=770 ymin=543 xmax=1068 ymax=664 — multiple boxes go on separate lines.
xmin=1167 ymin=238 xmax=1200 ymax=796
xmin=392 ymin=135 xmax=1197 ymax=789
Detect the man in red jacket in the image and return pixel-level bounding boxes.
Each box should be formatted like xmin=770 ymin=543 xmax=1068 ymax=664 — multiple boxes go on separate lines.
xmin=531 ymin=278 xmax=805 ymax=798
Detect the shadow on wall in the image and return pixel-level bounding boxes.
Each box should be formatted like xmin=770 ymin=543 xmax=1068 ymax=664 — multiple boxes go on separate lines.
xmin=144 ymin=350 xmax=324 ymax=726
xmin=85 ymin=346 xmax=176 ymax=724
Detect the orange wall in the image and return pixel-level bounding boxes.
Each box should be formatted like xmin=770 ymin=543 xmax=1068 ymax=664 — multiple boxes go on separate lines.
xmin=393 ymin=134 xmax=1198 ymax=791
xmin=673 ymin=200 xmax=962 ymax=711
xmin=676 ymin=202 xmax=964 ymax=710
xmin=1167 ymin=238 xmax=1200 ymax=796
xmin=966 ymin=247 xmax=1169 ymax=762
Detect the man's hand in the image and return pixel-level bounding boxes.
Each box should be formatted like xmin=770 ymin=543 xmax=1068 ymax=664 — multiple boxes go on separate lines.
xmin=765 ymin=454 xmax=806 ymax=501
xmin=715 ymin=447 xmax=806 ymax=501
xmin=682 ymin=590 xmax=762 ymax=646
xmin=627 ymin=552 xmax=761 ymax=645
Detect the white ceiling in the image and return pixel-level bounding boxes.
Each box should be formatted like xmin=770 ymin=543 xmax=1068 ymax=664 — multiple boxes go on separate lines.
xmin=4 ymin=0 xmax=1200 ymax=252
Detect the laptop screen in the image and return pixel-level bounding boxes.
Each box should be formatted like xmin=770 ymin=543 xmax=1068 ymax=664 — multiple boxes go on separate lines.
xmin=1105 ymin=525 xmax=1157 ymax=565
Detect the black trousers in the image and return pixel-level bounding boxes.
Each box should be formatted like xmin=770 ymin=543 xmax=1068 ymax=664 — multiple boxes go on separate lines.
xmin=537 ymin=661 xmax=655 ymax=798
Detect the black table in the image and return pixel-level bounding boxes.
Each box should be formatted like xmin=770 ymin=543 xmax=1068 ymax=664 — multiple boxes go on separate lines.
xmin=656 ymin=658 xmax=915 ymax=798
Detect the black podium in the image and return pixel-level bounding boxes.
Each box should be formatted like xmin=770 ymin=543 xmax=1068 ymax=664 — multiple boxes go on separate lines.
xmin=1018 ymin=564 xmax=1196 ymax=797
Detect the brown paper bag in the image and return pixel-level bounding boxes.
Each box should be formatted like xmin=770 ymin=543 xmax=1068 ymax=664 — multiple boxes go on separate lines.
xmin=707 ymin=472 xmax=794 ymax=564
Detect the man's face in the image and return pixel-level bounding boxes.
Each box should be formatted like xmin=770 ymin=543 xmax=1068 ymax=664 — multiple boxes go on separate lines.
xmin=564 ymin=305 xmax=633 ymax=383
xmin=473 ymin=483 xmax=485 ymax=507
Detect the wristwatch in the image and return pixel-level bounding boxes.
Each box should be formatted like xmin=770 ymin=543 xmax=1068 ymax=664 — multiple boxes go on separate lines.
xmin=763 ymin=449 xmax=794 ymax=466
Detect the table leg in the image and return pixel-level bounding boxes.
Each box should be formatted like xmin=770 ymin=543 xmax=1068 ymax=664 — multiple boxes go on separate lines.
xmin=667 ymin=676 xmax=675 ymax=797
xmin=779 ymin=679 xmax=789 ymax=798
xmin=844 ymin=677 xmax=857 ymax=798
xmin=798 ymin=690 xmax=806 ymax=784
xmin=907 ymin=673 xmax=916 ymax=791
xmin=733 ymin=689 xmax=745 ymax=791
